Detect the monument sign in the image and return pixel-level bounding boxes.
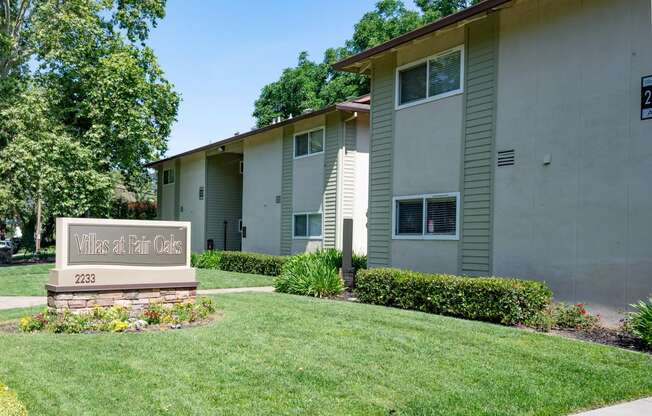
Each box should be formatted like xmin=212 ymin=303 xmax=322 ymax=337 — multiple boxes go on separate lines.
xmin=47 ymin=218 xmax=197 ymax=314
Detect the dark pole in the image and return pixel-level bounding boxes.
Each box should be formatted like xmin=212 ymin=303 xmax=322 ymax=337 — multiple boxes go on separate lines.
xmin=223 ymin=221 xmax=228 ymax=251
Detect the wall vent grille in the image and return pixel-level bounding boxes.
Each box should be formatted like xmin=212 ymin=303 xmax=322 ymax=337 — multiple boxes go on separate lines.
xmin=497 ymin=150 xmax=515 ymax=167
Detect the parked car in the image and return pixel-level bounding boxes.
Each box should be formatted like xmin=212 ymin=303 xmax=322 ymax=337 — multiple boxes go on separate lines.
xmin=0 ymin=240 xmax=12 ymax=264
xmin=10 ymin=237 xmax=21 ymax=254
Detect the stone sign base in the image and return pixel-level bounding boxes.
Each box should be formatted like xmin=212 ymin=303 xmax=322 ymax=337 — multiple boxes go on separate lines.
xmin=46 ymin=284 xmax=198 ymax=316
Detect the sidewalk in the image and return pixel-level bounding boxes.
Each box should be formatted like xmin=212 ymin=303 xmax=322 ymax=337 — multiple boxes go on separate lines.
xmin=571 ymin=397 xmax=652 ymax=415
xmin=0 ymin=286 xmax=274 ymax=310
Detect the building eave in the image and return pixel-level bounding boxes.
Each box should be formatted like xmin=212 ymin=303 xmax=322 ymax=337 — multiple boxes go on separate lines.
xmin=332 ymin=0 xmax=512 ymax=73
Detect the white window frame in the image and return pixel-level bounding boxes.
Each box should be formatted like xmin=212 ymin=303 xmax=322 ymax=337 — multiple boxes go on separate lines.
xmin=392 ymin=192 xmax=460 ymax=240
xmin=395 ymin=45 xmax=465 ymax=110
xmin=292 ymin=211 xmax=323 ymax=240
xmin=293 ymin=126 xmax=325 ymax=160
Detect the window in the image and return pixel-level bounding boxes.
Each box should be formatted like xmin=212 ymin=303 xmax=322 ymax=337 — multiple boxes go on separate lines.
xmin=163 ymin=168 xmax=175 ymax=185
xmin=393 ymin=193 xmax=459 ymax=240
xmin=397 ymin=46 xmax=464 ymax=108
xmin=294 ymin=128 xmax=324 ymax=158
xmin=293 ymin=213 xmax=322 ymax=238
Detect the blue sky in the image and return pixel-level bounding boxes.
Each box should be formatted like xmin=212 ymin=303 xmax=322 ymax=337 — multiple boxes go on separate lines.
xmin=148 ymin=0 xmax=416 ymax=157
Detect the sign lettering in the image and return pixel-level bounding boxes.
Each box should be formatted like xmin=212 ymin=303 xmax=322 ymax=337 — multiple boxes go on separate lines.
xmin=68 ymin=224 xmax=187 ymax=267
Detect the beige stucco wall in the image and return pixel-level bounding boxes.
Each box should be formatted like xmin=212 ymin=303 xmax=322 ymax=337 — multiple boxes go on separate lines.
xmin=291 ymin=117 xmax=326 ymax=254
xmin=390 ymin=27 xmax=465 ymax=274
xmin=241 ymin=130 xmax=283 ymax=255
xmin=159 ymin=160 xmax=176 ymax=221
xmin=179 ymin=152 xmax=206 ymax=252
xmin=492 ymin=0 xmax=652 ymax=309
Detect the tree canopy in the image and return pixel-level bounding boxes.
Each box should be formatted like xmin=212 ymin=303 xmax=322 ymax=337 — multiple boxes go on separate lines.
xmin=0 ymin=0 xmax=179 ymax=245
xmin=253 ymin=0 xmax=480 ymax=127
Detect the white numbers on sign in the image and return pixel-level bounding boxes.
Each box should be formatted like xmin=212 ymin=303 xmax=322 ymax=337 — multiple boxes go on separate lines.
xmin=645 ymin=90 xmax=652 ymax=106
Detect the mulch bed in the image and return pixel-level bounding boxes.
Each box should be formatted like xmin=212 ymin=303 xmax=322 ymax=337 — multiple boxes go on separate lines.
xmin=551 ymin=326 xmax=650 ymax=354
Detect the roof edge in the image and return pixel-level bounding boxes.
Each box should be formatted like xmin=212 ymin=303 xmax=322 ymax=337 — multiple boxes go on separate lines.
xmin=332 ymin=0 xmax=511 ymax=72
xmin=146 ymin=99 xmax=370 ymax=168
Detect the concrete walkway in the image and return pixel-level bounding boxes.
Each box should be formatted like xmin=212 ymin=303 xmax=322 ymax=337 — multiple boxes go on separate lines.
xmin=0 ymin=286 xmax=274 ymax=310
xmin=0 ymin=296 xmax=47 ymax=310
xmin=571 ymin=398 xmax=652 ymax=415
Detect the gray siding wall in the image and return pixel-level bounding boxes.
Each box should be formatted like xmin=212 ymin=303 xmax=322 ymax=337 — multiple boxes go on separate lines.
xmin=205 ymin=153 xmax=243 ymax=251
xmin=459 ymin=15 xmax=499 ymax=275
xmin=280 ymin=125 xmax=294 ymax=255
xmin=323 ymin=113 xmax=341 ymax=249
xmin=492 ymin=0 xmax=652 ymax=310
xmin=367 ymin=54 xmax=396 ymax=268
xmin=241 ymin=132 xmax=283 ymax=255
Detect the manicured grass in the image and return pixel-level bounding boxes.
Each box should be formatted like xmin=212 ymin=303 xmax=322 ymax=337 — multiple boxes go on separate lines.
xmin=0 ymin=306 xmax=46 ymax=322
xmin=1 ymin=293 xmax=651 ymax=415
xmin=0 ymin=264 xmax=272 ymax=296
xmin=196 ymin=269 xmax=273 ymax=289
xmin=0 ymin=264 xmax=53 ymax=296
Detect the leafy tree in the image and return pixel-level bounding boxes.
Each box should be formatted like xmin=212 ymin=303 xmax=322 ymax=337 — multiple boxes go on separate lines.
xmin=0 ymin=86 xmax=114 ymax=247
xmin=252 ymin=0 xmax=481 ymax=127
xmin=0 ymin=0 xmax=178 ymax=247
xmin=415 ymin=0 xmax=482 ymax=21
xmin=345 ymin=0 xmax=423 ymax=54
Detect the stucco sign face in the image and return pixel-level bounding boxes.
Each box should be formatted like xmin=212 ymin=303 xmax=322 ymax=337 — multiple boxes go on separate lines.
xmin=68 ymin=224 xmax=187 ymax=267
xmin=643 ymin=76 xmax=652 ymax=120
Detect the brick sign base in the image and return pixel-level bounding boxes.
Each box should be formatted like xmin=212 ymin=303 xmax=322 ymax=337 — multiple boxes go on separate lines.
xmin=47 ymin=285 xmax=197 ymax=316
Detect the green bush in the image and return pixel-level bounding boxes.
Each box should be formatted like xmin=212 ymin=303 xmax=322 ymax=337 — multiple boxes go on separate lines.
xmin=191 ymin=250 xmax=222 ymax=269
xmin=352 ymin=254 xmax=367 ymax=271
xmin=191 ymin=249 xmax=366 ymax=278
xmin=525 ymin=303 xmax=599 ymax=332
xmin=552 ymin=303 xmax=599 ymax=330
xmin=274 ymin=250 xmax=344 ymax=298
xmin=355 ymin=268 xmax=552 ymax=326
xmin=629 ymin=297 xmax=652 ymax=347
xmin=218 ymin=251 xmax=288 ymax=276
xmin=0 ymin=383 xmax=27 ymax=416
xmin=191 ymin=250 xmax=287 ymax=276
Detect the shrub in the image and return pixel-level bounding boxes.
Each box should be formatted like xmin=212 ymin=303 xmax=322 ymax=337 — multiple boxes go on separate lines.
xmin=274 ymin=250 xmax=344 ymax=298
xmin=552 ymin=303 xmax=599 ymax=330
xmin=355 ymin=268 xmax=552 ymax=326
xmin=629 ymin=297 xmax=652 ymax=347
xmin=192 ymin=250 xmax=222 ymax=269
xmin=0 ymin=383 xmax=28 ymax=416
xmin=352 ymin=254 xmax=367 ymax=271
xmin=218 ymin=251 xmax=287 ymax=276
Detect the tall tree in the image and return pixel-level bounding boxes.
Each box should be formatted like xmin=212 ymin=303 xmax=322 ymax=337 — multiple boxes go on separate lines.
xmin=0 ymin=0 xmax=179 ymax=247
xmin=252 ymin=0 xmax=481 ymax=127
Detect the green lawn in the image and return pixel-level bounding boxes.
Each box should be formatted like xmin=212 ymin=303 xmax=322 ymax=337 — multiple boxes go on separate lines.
xmin=0 ymin=264 xmax=273 ymax=296
xmin=1 ymin=293 xmax=651 ymax=415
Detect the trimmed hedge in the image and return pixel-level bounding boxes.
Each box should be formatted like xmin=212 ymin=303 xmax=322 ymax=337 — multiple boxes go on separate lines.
xmin=192 ymin=251 xmax=288 ymax=276
xmin=192 ymin=249 xmax=367 ymax=278
xmin=219 ymin=251 xmax=288 ymax=276
xmin=355 ymin=268 xmax=552 ymax=326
